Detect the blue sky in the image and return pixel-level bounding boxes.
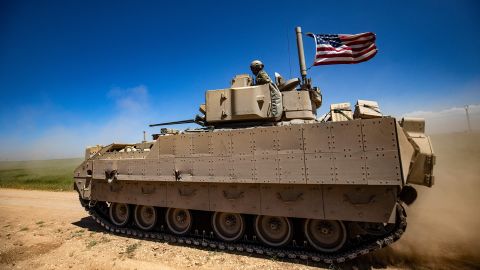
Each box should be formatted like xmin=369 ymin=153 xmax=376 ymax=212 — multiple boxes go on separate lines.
xmin=0 ymin=0 xmax=479 ymax=160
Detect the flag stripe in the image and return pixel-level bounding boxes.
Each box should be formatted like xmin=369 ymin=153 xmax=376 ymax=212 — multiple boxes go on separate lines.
xmin=339 ymin=32 xmax=374 ymax=41
xmin=312 ymin=32 xmax=377 ymax=66
xmin=316 ymin=43 xmax=373 ymax=52
xmin=316 ymin=41 xmax=374 ymax=50
xmin=313 ymin=50 xmax=377 ymax=66
xmin=314 ymin=49 xmax=377 ymax=64
xmin=342 ymin=36 xmax=376 ymax=45
xmin=315 ymin=45 xmax=377 ymax=59
xmin=343 ymin=39 xmax=375 ymax=46
xmin=315 ymin=49 xmax=377 ymax=63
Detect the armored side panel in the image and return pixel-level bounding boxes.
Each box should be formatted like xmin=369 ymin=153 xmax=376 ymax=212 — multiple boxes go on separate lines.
xmin=88 ymin=181 xmax=397 ymax=222
xmin=78 ymin=117 xmax=417 ymax=223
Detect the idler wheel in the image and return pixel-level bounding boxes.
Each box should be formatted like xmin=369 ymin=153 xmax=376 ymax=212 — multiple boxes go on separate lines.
xmin=212 ymin=212 xmax=245 ymax=242
xmin=166 ymin=208 xmax=192 ymax=235
xmin=304 ymin=219 xmax=346 ymax=252
xmin=254 ymin=215 xmax=292 ymax=247
xmin=134 ymin=205 xmax=157 ymax=231
xmin=109 ymin=202 xmax=130 ymax=227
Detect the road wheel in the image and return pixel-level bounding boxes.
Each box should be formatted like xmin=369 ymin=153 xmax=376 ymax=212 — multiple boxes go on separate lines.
xmin=254 ymin=215 xmax=292 ymax=247
xmin=134 ymin=205 xmax=157 ymax=230
xmin=304 ymin=219 xmax=346 ymax=252
xmin=212 ymin=212 xmax=245 ymax=242
xmin=165 ymin=208 xmax=192 ymax=235
xmin=109 ymin=202 xmax=130 ymax=227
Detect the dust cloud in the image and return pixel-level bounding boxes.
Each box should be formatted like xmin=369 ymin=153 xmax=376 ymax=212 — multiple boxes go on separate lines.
xmin=357 ymin=132 xmax=480 ymax=269
xmin=403 ymin=104 xmax=480 ymax=134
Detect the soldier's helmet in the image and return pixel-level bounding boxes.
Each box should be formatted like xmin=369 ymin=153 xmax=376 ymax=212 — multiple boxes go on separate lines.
xmin=250 ymin=60 xmax=264 ymax=74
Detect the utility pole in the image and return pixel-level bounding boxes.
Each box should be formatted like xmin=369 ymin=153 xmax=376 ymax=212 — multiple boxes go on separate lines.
xmin=142 ymin=131 xmax=147 ymax=143
xmin=465 ymin=105 xmax=472 ymax=133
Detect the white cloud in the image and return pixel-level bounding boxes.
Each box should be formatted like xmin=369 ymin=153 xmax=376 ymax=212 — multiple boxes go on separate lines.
xmin=403 ymin=104 xmax=480 ymax=134
xmin=108 ymin=85 xmax=149 ymax=112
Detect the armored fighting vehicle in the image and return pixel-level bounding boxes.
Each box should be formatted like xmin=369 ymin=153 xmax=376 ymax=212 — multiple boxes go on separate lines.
xmin=73 ymin=27 xmax=435 ymax=263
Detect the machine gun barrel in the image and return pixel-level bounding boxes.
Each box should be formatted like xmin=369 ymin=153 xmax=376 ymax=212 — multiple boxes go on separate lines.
xmin=149 ymin=119 xmax=196 ymax=127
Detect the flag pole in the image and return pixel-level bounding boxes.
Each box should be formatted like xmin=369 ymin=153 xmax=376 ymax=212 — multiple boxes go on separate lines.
xmin=295 ymin=26 xmax=308 ymax=86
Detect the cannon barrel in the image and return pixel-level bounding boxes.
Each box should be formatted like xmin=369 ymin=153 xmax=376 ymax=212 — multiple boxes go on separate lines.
xmin=149 ymin=119 xmax=196 ymax=127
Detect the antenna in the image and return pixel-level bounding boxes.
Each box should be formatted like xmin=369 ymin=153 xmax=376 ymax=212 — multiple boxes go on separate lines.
xmin=287 ymin=27 xmax=293 ymax=79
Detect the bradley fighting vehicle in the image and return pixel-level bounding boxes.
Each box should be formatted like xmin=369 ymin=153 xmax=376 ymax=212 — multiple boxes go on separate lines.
xmin=74 ymin=27 xmax=435 ymax=263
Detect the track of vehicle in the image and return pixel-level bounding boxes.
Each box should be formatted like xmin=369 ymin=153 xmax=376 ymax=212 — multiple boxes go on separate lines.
xmin=81 ymin=199 xmax=407 ymax=264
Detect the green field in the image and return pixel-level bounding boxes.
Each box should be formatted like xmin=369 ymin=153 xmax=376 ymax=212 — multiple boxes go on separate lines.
xmin=0 ymin=158 xmax=82 ymax=191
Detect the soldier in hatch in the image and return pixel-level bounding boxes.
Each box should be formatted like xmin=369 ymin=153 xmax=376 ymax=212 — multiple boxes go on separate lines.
xmin=250 ymin=60 xmax=283 ymax=119
xmin=250 ymin=60 xmax=272 ymax=85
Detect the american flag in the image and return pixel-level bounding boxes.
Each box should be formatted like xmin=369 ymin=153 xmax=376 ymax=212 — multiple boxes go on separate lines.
xmin=309 ymin=32 xmax=377 ymax=66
